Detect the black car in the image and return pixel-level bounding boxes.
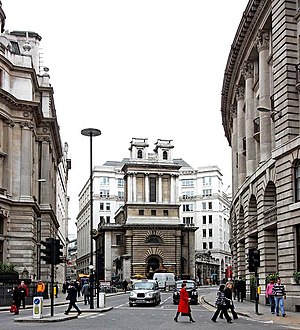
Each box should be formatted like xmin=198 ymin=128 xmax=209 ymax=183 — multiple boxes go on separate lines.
xmin=173 ymin=280 xmax=198 ymax=305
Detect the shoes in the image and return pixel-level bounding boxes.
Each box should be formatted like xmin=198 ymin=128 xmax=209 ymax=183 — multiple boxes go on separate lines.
xmin=271 ymin=311 xmax=275 ymax=314
xmin=211 ymin=319 xmax=217 ymax=323
xmin=190 ymin=319 xmax=195 ymax=322
xmin=78 ymin=311 xmax=82 ymax=315
xmin=227 ymin=320 xmax=233 ymax=323
xmin=283 ymin=314 xmax=286 ymax=317
xmin=64 ymin=311 xmax=69 ymax=315
xmin=276 ymin=314 xmax=279 ymax=316
xmin=174 ymin=317 xmax=178 ymax=322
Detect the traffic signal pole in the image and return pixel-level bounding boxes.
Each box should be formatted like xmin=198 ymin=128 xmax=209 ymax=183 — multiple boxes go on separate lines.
xmin=50 ymin=262 xmax=54 ymax=316
xmin=255 ymin=267 xmax=259 ymax=315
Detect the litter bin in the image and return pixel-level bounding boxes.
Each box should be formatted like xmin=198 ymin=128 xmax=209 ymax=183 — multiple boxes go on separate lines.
xmin=32 ymin=296 xmax=43 ymax=319
xmin=99 ymin=292 xmax=106 ymax=308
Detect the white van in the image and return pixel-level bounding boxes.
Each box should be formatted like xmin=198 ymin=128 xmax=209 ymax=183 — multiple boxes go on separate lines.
xmin=153 ymin=272 xmax=176 ymax=290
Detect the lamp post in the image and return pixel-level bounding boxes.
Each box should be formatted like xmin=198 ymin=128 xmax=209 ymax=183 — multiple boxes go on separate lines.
xmin=37 ymin=178 xmax=46 ymax=280
xmin=81 ymin=128 xmax=101 ymax=309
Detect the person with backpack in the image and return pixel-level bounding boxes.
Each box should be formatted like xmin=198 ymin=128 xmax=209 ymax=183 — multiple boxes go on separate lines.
xmin=211 ymin=284 xmax=232 ymax=323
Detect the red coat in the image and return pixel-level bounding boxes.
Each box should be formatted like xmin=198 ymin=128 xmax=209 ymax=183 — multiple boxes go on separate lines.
xmin=177 ymin=287 xmax=190 ymax=314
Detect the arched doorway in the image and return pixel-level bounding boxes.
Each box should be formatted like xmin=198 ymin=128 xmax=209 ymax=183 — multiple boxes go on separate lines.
xmin=146 ymin=255 xmax=161 ymax=278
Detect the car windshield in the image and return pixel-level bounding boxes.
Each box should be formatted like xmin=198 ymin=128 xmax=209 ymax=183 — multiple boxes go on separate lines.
xmin=133 ymin=282 xmax=155 ymax=290
xmin=176 ymin=282 xmax=195 ymax=289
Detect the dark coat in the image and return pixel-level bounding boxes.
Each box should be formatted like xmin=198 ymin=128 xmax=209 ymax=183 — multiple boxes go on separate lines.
xmin=66 ymin=285 xmax=78 ymax=302
xmin=12 ymin=288 xmax=21 ymax=308
xmin=177 ymin=287 xmax=190 ymax=314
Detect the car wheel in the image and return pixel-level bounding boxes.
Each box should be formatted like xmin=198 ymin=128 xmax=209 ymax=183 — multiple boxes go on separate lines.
xmin=129 ymin=303 xmax=134 ymax=307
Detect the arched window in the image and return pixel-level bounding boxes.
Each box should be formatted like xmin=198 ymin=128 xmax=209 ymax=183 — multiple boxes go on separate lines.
xmin=163 ymin=151 xmax=168 ymax=160
xmin=137 ymin=149 xmax=143 ymax=159
xmin=145 ymin=235 xmax=163 ymax=244
xmin=295 ymin=160 xmax=300 ymax=202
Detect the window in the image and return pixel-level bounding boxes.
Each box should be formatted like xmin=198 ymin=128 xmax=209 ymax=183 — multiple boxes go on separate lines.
xmin=100 ymin=177 xmax=109 ymax=186
xmin=209 ymin=229 xmax=212 ymax=237
xmin=106 ymin=216 xmax=110 ymax=224
xmin=209 ymin=242 xmax=213 ymax=249
xmin=297 ymin=225 xmax=300 ymax=272
xmin=183 ymin=217 xmax=193 ymax=225
xmin=163 ymin=210 xmax=168 ymax=216
xmin=10 ymin=41 xmax=21 ymax=54
xmin=203 ymin=189 xmax=212 ymax=197
xmin=183 ymin=204 xmax=193 ymax=212
xmin=100 ymin=203 xmax=104 ymax=211
xmin=203 ymin=229 xmax=206 ymax=237
xmin=137 ymin=149 xmax=143 ymax=158
xmin=296 ymin=161 xmax=300 ymax=202
xmin=118 ymin=191 xmax=124 ymax=199
xmin=208 ymin=202 xmax=212 ymax=210
xmin=0 ymin=216 xmax=3 ymax=235
xmin=151 ymin=210 xmax=156 ymax=216
xmin=106 ymin=203 xmax=110 ymax=211
xmin=100 ymin=216 xmax=105 ymax=224
xmin=163 ymin=151 xmax=168 ymax=160
xmin=202 ymin=216 xmax=206 ymax=224
xmin=182 ymin=191 xmax=194 ymax=199
xmin=182 ymin=179 xmax=194 ymax=187
xmin=202 ymin=202 xmax=206 ymax=210
xmin=145 ymin=235 xmax=162 ymax=244
xmin=100 ymin=190 xmax=110 ymax=197
xmin=209 ymin=215 xmax=212 ymax=224
xmin=116 ymin=234 xmax=122 ymax=245
xmin=203 ymin=176 xmax=212 ymax=186
xmin=139 ymin=210 xmax=144 ymax=216
xmin=149 ymin=177 xmax=156 ymax=202
xmin=203 ymin=242 xmax=207 ymax=250
xmin=118 ymin=178 xmax=124 ymax=187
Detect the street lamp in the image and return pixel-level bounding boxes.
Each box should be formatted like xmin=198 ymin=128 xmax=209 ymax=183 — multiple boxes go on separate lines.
xmin=81 ymin=128 xmax=101 ymax=309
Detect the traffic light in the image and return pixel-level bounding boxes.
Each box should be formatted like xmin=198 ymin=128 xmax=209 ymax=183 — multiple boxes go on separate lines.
xmin=248 ymin=248 xmax=260 ymax=272
xmin=53 ymin=239 xmax=64 ymax=265
xmin=41 ymin=238 xmax=55 ymax=264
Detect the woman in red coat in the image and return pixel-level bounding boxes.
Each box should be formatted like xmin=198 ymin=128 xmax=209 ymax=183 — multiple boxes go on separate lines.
xmin=174 ymin=282 xmax=195 ymax=322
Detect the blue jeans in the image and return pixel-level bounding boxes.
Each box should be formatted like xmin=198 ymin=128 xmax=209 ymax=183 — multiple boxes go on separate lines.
xmin=274 ymin=296 xmax=285 ymax=315
xmin=268 ymin=295 xmax=275 ymax=313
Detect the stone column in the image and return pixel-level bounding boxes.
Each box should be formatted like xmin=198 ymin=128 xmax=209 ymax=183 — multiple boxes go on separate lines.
xmin=158 ymin=174 xmax=162 ymax=203
xmin=236 ymin=85 xmax=246 ymax=188
xmin=127 ymin=173 xmax=133 ymax=202
xmin=242 ymin=61 xmax=257 ymax=176
xmin=132 ymin=173 xmax=136 ymax=202
xmin=40 ymin=138 xmax=50 ymax=204
xmin=20 ymin=122 xmax=33 ymax=198
xmin=256 ymin=30 xmax=272 ymax=162
xmin=231 ymin=105 xmax=238 ymax=195
xmin=145 ymin=173 xmax=149 ymax=202
xmin=3 ymin=120 xmax=14 ymax=196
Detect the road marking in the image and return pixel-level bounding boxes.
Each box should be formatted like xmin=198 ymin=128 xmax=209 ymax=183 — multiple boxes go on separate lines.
xmin=114 ymin=303 xmax=127 ymax=309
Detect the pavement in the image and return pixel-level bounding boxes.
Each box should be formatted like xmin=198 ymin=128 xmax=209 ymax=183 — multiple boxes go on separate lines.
xmin=201 ymin=290 xmax=300 ymax=329
xmin=1 ymin=292 xmax=119 ymax=323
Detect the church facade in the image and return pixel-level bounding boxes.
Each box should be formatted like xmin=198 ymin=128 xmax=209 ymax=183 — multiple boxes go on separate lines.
xmin=94 ymin=138 xmax=197 ymax=281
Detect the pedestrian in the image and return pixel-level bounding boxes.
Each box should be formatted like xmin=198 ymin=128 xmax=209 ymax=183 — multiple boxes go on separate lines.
xmin=272 ymin=277 xmax=286 ymax=317
xmin=74 ymin=281 xmax=81 ymax=297
xmin=220 ymin=281 xmax=238 ymax=320
xmin=174 ymin=282 xmax=195 ymax=323
xmin=266 ymin=278 xmax=275 ymax=314
xmin=64 ymin=281 xmax=82 ymax=315
xmin=122 ymin=279 xmax=128 ymax=292
xmin=12 ymin=286 xmax=21 ymax=315
xmin=236 ymin=276 xmax=246 ymax=302
xmin=81 ymin=282 xmax=90 ymax=305
xmin=211 ymin=284 xmax=232 ymax=323
xmin=18 ymin=280 xmax=29 ymax=309
xmin=36 ymin=280 xmax=45 ymax=296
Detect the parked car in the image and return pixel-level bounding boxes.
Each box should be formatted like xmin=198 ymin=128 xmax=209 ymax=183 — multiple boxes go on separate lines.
xmin=173 ymin=280 xmax=198 ymax=305
xmin=129 ymin=279 xmax=161 ymax=307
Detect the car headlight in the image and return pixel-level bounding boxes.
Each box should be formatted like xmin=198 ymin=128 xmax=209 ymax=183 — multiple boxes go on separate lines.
xmin=130 ymin=292 xmax=135 ymax=297
xmin=146 ymin=292 xmax=153 ymax=298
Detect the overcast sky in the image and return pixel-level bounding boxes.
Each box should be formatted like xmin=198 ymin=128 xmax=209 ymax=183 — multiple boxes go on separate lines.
xmin=3 ymin=1 xmax=249 ymax=236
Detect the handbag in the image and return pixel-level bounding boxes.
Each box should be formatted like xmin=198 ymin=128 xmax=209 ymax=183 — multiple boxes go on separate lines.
xmin=10 ymin=304 xmax=17 ymax=313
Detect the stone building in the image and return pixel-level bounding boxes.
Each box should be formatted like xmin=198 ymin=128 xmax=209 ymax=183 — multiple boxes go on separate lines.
xmin=0 ymin=3 xmax=70 ymax=284
xmin=221 ymin=0 xmax=300 ymax=310
xmin=93 ymin=138 xmax=197 ymax=281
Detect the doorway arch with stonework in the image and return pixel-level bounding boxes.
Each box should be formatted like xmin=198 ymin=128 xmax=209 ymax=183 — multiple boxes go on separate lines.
xmin=146 ymin=255 xmax=163 ymax=278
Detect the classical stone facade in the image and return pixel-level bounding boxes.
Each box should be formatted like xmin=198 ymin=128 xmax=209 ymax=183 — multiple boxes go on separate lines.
xmin=94 ymin=138 xmax=197 ymax=281
xmin=0 ymin=3 xmax=69 ymax=284
xmin=221 ymin=0 xmax=300 ymax=311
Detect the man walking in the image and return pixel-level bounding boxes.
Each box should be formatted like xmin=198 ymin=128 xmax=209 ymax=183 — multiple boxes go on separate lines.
xmin=81 ymin=282 xmax=90 ymax=305
xmin=64 ymin=281 xmax=82 ymax=315
xmin=272 ymin=277 xmax=286 ymax=317
xmin=18 ymin=281 xmax=29 ymax=309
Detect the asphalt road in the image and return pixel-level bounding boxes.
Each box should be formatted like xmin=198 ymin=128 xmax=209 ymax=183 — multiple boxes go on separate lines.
xmin=0 ymin=287 xmax=289 ymax=330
